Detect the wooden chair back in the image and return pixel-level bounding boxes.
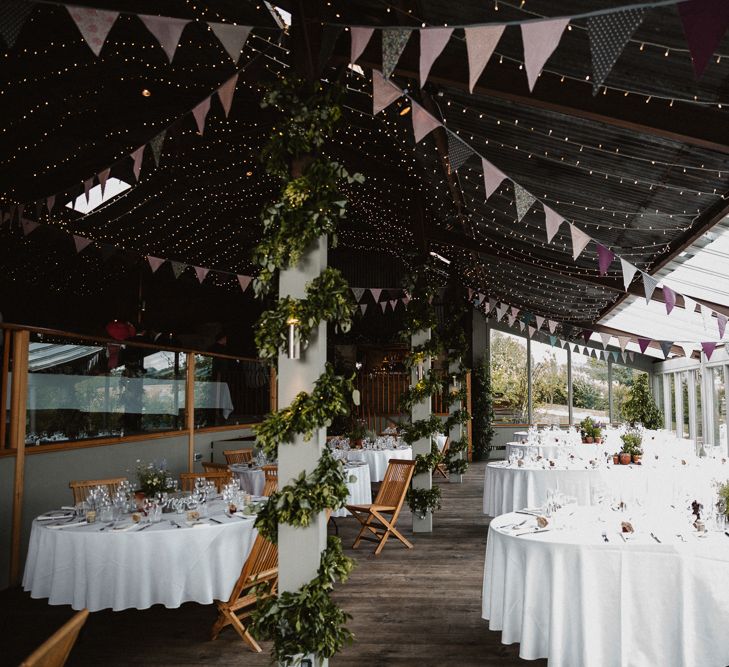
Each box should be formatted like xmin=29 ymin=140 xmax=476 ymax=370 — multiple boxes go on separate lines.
xmin=69 ymin=478 xmax=128 ymax=504
xmin=434 ymin=436 xmax=450 ymax=478
xmin=223 ymin=448 xmax=254 ymax=465
xmin=374 ymin=459 xmax=416 ymax=508
xmin=202 ymin=461 xmax=229 ymax=473
xmin=262 ymin=465 xmax=278 ymax=496
xmin=180 ymin=471 xmax=232 ymax=493
xmin=20 ymin=609 xmax=89 ymax=667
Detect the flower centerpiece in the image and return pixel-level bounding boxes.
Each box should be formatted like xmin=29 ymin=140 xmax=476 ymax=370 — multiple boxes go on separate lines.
xmin=620 ymin=432 xmax=643 ymax=464
xmin=349 ymin=419 xmax=367 ymax=449
xmin=579 ymin=416 xmax=601 ymax=444
xmin=135 ymin=459 xmax=175 ymax=497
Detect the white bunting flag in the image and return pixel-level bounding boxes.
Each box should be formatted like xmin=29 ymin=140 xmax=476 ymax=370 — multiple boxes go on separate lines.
xmin=370 ymin=288 xmax=382 ymax=303
xmin=620 ymin=258 xmax=638 ymax=291
xmin=617 ymin=335 xmax=630 ymax=352
xmin=569 ymin=223 xmax=591 ymax=260
xmin=599 ymin=332 xmax=611 ymax=348
xmin=209 ymin=22 xmax=251 ymax=63
xmin=372 ymin=70 xmax=402 ymax=115
xmin=482 ymin=158 xmax=507 ymax=200
xmin=419 ymin=27 xmax=452 ymax=86
xmin=535 ymin=315 xmax=545 ymax=331
xmin=147 ymin=256 xmax=165 ymax=272
xmin=380 ymin=301 xmax=387 ymax=313
xmin=139 ymin=15 xmax=190 ymax=62
xmin=67 ymin=6 xmax=119 ymax=56
xmin=194 ymin=266 xmax=209 ymax=283
xmin=544 ymin=206 xmax=564 ymax=243
xmin=192 ymin=96 xmax=211 ymax=134
xmin=521 ymin=18 xmax=570 ymax=91
xmin=217 ymin=74 xmax=238 ymax=118
xmin=360 ymin=303 xmax=368 ymax=315
xmin=350 ymin=27 xmax=374 ymax=63
xmin=547 ymin=320 xmax=557 ymax=334
xmin=465 ymin=25 xmax=505 ymax=92
xmin=411 ymin=102 xmax=441 ymax=143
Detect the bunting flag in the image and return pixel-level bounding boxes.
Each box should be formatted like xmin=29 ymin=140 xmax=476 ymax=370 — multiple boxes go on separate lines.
xmin=659 ymin=340 xmax=673 ymax=359
xmin=628 ymin=351 xmax=635 ymax=362
xmin=507 ymin=312 xmax=517 ymax=326
xmin=618 ymin=335 xmax=630 ymax=352
xmin=482 ymin=158 xmax=507 ymax=199
xmin=663 ymin=285 xmax=676 ymax=315
xmin=637 ymin=338 xmax=651 ymax=354
xmin=620 ymin=258 xmax=638 ymax=291
xmin=73 ymin=235 xmax=92 ymax=253
xmin=573 ymin=344 xmax=580 ymax=354
xmin=150 ymin=130 xmax=166 ymax=166
xmin=488 ymin=297 xmax=498 ymax=313
xmin=680 ymin=343 xmax=695 ymax=358
xmin=372 ymin=70 xmax=402 ymax=115
xmin=351 ymin=287 xmax=366 ymax=302
xmin=380 ymin=301 xmax=387 ymax=313
xmin=701 ymin=304 xmax=713 ymax=332
xmin=209 ymin=22 xmax=251 ymax=63
xmin=130 ymin=145 xmax=145 ymax=181
xmin=569 ymin=223 xmax=591 ymax=260
xmin=678 ymin=0 xmax=729 ymax=78
xmin=641 ymin=272 xmax=659 ymax=304
xmin=528 ymin=325 xmax=536 ymax=338
xmin=544 ymin=206 xmax=564 ymax=243
xmin=514 ymin=183 xmax=536 ymax=221
xmin=360 ymin=303 xmax=368 ymax=315
xmin=21 ymin=218 xmax=39 ymax=235
xmin=147 ymin=256 xmax=165 ymax=272
xmin=237 ymin=274 xmax=252 ymax=292
xmin=389 ymin=299 xmax=398 ymax=310
xmin=718 ymin=313 xmax=728 ymax=338
xmin=467 ymin=288 xmax=474 ymax=301
xmin=549 ymin=335 xmax=557 ymax=346
xmin=596 ymin=243 xmax=615 ymax=276
xmin=464 ymin=25 xmax=505 ymax=92
xmin=67 ymin=6 xmax=119 ymax=56
xmin=0 ymin=1 xmax=33 ymax=49
xmin=621 ymin=350 xmax=628 ymax=363
xmin=582 ymin=329 xmax=593 ymax=343
xmin=599 ymin=332 xmax=611 ymax=348
xmin=170 ymin=261 xmax=187 ymax=279
xmin=382 ymin=28 xmax=411 ymax=78
xmin=83 ymin=177 xmax=94 ymax=202
xmin=98 ymin=167 xmax=110 ymax=196
xmin=611 ymin=351 xmax=619 ymax=362
xmin=192 ymin=96 xmax=211 ymax=134
xmin=495 ymin=303 xmax=508 ymax=321
xmin=419 ymin=27 xmax=452 ymax=86
xmin=535 ymin=315 xmax=545 ymax=331
xmin=521 ymin=18 xmax=570 ymax=91
xmin=510 ymin=306 xmax=520 ymax=319
xmin=701 ymin=341 xmax=717 ymax=360
xmin=547 ymin=320 xmax=557 ymax=334
xmin=139 ymin=15 xmax=190 ymax=62
xmin=684 ymin=295 xmax=697 ymax=315
xmin=587 ymin=8 xmax=645 ymax=93
xmin=411 ymin=102 xmax=441 ymax=143
xmin=518 ymin=320 xmax=526 ymax=332
xmin=217 ymin=73 xmax=238 ymax=118
xmin=370 ymin=288 xmax=382 ymax=303
xmin=447 ymin=132 xmax=474 ymax=171
xmin=350 ymin=26 xmax=374 ymax=63
xmin=194 ymin=266 xmax=209 ymax=283
xmin=46 ymin=195 xmax=55 ymax=213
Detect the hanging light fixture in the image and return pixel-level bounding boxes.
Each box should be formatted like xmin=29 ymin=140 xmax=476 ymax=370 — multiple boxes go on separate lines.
xmin=287 ymin=316 xmax=300 ymax=359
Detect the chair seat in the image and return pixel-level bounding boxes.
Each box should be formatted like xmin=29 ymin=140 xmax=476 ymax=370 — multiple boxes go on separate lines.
xmin=346 ymin=503 xmax=396 ymax=512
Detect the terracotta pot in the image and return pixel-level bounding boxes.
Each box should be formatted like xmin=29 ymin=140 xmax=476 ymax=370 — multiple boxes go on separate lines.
xmin=134 ymin=490 xmax=146 ymax=510
xmin=595 ymin=437 xmax=602 ymax=444
xmin=632 ymin=454 xmax=642 ymax=464
xmin=353 ymin=438 xmax=363 ymax=449
xmin=612 ymin=454 xmax=619 ymax=465
xmin=585 ymin=437 xmax=594 ymax=444
xmin=619 ymin=453 xmax=632 ymax=465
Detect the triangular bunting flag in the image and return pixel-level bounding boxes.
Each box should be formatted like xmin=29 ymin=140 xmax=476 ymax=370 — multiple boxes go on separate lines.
xmin=447 ymin=132 xmax=474 ymax=171
xmin=73 ymin=235 xmax=92 ymax=253
xmin=350 ymin=26 xmax=374 ymax=63
xmin=467 ymin=288 xmax=474 ymax=301
xmin=507 ymin=312 xmax=517 ymax=326
xmin=217 ymin=73 xmax=238 ymax=118
xmin=518 ymin=320 xmax=525 ymax=332
xmin=549 ymin=335 xmax=557 ymax=347
xmin=370 ymin=288 xmax=382 ymax=303
xmin=192 ymin=96 xmax=211 ymax=135
xmin=521 ymin=18 xmax=570 ymax=91
xmin=0 ymin=1 xmax=33 ymax=49
xmin=569 ymin=223 xmax=591 ymax=260
xmin=599 ymin=332 xmax=611 ymax=348
xmin=382 ymin=28 xmax=411 ymax=79
xmin=679 ymin=0 xmax=729 ymax=78
xmin=46 ymin=195 xmax=55 ymax=212
xmin=702 ymin=341 xmax=717 ymax=360
xmin=718 ymin=313 xmax=728 ymax=339
xmin=547 ymin=320 xmax=557 ymax=334
xmin=637 ymin=338 xmax=651 ymax=354
xmin=544 ymin=206 xmax=564 ymax=243
xmin=618 ymin=336 xmax=630 ymax=352
xmin=389 ymin=299 xmax=398 ymax=310
xmin=495 ymin=303 xmax=508 ymax=321
xmin=663 ymin=285 xmax=676 ymax=315
xmin=237 ymin=275 xmax=252 ymax=292
xmin=147 ymin=256 xmax=165 ymax=272
xmin=372 ymin=69 xmax=402 ymax=115
xmin=680 ymin=343 xmax=695 ymax=358
xmin=411 ymin=102 xmax=441 ymax=143
xmin=684 ymin=295 xmax=697 ymax=315
xmin=419 ymin=27 xmax=452 ymax=86
xmin=535 ymin=315 xmax=545 ymax=331
xmin=510 ymin=306 xmax=520 ymax=318
xmin=588 ymin=9 xmax=644 ymax=93
xmin=83 ymin=177 xmax=93 ymax=202
xmin=209 ymin=22 xmax=251 ymax=63
xmin=641 ymin=272 xmax=659 ymax=304
xmin=628 ymin=351 xmax=635 ymax=362
xmin=582 ymin=329 xmax=592 ymax=343
xmin=194 ymin=266 xmax=209 ymax=283
xmin=701 ymin=305 xmax=713 ymax=332
xmin=98 ymin=167 xmax=110 ymax=196
xmin=67 ymin=6 xmax=119 ymax=56
xmin=351 ymin=287 xmax=366 ymax=302
xmin=139 ymin=14 xmax=189 ymax=62
xmin=621 ymin=350 xmax=627 ymax=363
xmin=21 ymin=218 xmax=39 ymax=235
xmin=514 ymin=183 xmax=536 ymax=222
xmin=659 ymin=340 xmax=673 ymax=359
xmin=170 ymin=261 xmax=187 ymax=279
xmin=596 ymin=244 xmax=615 ymax=276
xmin=482 ymin=158 xmax=507 ymax=199
xmin=573 ymin=344 xmax=580 ymax=354
xmin=488 ymin=297 xmax=497 ymax=314
xmin=360 ymin=303 xmax=368 ymax=315
xmin=464 ymin=25 xmax=505 ymax=92
xmin=620 ymin=258 xmax=638 ymax=291
xmin=380 ymin=301 xmax=387 ymax=313
xmin=528 ymin=325 xmax=536 ymax=338
xmin=611 ymin=351 xmax=619 ymax=362
xmin=150 ymin=130 xmax=166 ymax=166
xmin=130 ymin=146 xmax=145 ymax=181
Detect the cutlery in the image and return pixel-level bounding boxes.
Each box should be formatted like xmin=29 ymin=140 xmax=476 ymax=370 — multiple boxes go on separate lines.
xmin=208 ymin=517 xmax=223 ymax=524
xmin=650 ymin=532 xmax=661 ymax=543
xmin=516 ymin=528 xmax=550 ymax=536
xmin=169 ymin=520 xmax=181 ymax=529
xmin=619 ymin=532 xmax=626 ymax=542
xmin=601 ymin=531 xmax=609 ymax=542
xmin=135 ymin=523 xmax=153 ymax=532
xmin=676 ymin=534 xmax=686 ymax=542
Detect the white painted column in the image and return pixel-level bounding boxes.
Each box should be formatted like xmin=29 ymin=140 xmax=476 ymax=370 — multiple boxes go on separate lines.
xmin=411 ymin=329 xmax=432 ymax=533
xmin=277 ymin=235 xmax=328 ymax=667
xmin=448 ymin=357 xmax=463 ymax=484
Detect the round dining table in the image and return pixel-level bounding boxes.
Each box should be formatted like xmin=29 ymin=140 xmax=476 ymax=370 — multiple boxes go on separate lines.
xmin=23 ymin=502 xmax=256 ymax=612
xmin=330 ymin=461 xmax=372 ymax=517
xmin=229 ymin=463 xmax=266 ymax=496
xmin=346 ymin=445 xmax=413 ymax=482
xmin=483 ymin=508 xmax=729 ymax=667
xmin=505 ymin=441 xmax=607 ymax=462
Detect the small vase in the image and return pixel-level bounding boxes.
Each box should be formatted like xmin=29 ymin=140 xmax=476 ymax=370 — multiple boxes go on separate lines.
xmin=585 ymin=437 xmax=594 ymax=444
xmin=619 ymin=453 xmax=632 ymax=465
xmin=595 ymin=437 xmax=602 ymax=444
xmin=612 ymin=454 xmax=619 ymax=465
xmin=632 ymin=454 xmax=642 ymax=464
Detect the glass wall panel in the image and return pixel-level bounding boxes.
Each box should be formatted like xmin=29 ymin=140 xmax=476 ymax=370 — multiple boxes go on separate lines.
xmin=712 ymin=366 xmax=726 ymax=450
xmin=571 ymin=353 xmax=609 ymax=424
xmin=530 ymin=339 xmax=569 ymax=426
xmin=612 ymin=365 xmax=648 ymax=424
xmin=668 ymin=374 xmax=677 ymax=432
xmin=695 ymin=369 xmax=703 ymax=444
xmin=490 ymin=330 xmax=528 ymax=423
xmin=681 ymin=372 xmax=690 ymax=438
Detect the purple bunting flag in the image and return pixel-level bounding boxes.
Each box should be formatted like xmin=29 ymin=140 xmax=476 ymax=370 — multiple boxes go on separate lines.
xmin=702 ymin=341 xmax=717 ymax=360
xmin=147 ymin=256 xmax=165 ymax=272
xmin=679 ymin=0 xmax=729 ymax=78
xmin=637 ymin=338 xmax=651 ymax=354
xmin=237 ymin=275 xmax=252 ymax=293
xmin=596 ymin=243 xmax=615 ymax=276
xmin=663 ymin=285 xmax=677 ymax=315
xmin=194 ymin=266 xmax=209 ymax=283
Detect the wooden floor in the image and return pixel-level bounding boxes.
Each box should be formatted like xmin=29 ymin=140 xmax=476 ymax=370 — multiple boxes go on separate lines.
xmin=3 ymin=461 xmax=545 ymax=666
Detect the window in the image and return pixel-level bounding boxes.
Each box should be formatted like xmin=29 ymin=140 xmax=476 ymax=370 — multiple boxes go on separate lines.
xmin=571 ymin=353 xmax=609 ymax=424
xmin=712 ymin=366 xmax=726 ymax=451
xmin=531 ymin=339 xmax=568 ymax=426
xmin=490 ymin=330 xmax=528 ymax=423
xmin=668 ymin=374 xmax=677 ymax=432
xmin=694 ymin=369 xmax=703 ymax=444
xmin=681 ymin=372 xmax=690 ymax=438
xmin=612 ymin=365 xmax=647 ymax=424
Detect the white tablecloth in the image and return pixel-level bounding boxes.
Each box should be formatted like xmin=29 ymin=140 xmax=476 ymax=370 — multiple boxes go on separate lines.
xmin=229 ymin=464 xmax=266 ymax=496
xmin=483 ymin=510 xmax=729 ymax=667
xmin=331 ymin=463 xmax=372 ymax=517
xmin=505 ymin=441 xmax=606 ymax=461
xmin=23 ymin=505 xmax=256 ymax=612
xmin=346 ymin=446 xmax=413 ymax=482
xmin=483 ymin=462 xmax=647 ymax=516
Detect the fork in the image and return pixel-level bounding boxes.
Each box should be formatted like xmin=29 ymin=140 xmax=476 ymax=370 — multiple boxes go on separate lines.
xmin=601 ymin=531 xmax=609 ymax=542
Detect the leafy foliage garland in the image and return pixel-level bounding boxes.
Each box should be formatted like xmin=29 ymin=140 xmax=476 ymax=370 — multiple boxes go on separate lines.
xmin=248 ymin=76 xmax=360 ymax=665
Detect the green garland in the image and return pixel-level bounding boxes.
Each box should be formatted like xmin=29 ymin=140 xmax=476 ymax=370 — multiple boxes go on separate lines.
xmin=413 ymin=442 xmax=444 ymax=475
xmin=398 ymin=370 xmax=444 ymax=412
xmin=401 ymin=414 xmax=446 ymax=446
xmin=406 ymin=486 xmax=442 ymax=517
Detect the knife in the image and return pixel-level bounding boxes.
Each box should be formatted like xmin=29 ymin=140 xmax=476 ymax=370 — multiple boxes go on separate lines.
xmin=650 ymin=532 xmax=661 ymax=543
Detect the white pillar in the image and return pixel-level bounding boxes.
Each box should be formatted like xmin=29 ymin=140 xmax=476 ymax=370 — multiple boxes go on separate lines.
xmin=411 ymin=329 xmax=432 ymax=533
xmin=277 ymin=236 xmax=328 ymax=667
xmin=448 ymin=358 xmax=463 ymax=484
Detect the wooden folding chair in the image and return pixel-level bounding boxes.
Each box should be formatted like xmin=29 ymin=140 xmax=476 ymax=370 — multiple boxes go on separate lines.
xmin=346 ymin=459 xmax=416 ymax=556
xmin=20 ymin=608 xmax=89 ymax=667
xmin=261 ymin=465 xmax=278 ymax=496
xmin=223 ymin=448 xmax=254 ymax=465
xmin=434 ymin=435 xmax=450 ymax=479
xmin=180 ymin=471 xmax=232 ymax=493
xmin=211 ymin=534 xmax=278 ymax=651
xmin=202 ymin=461 xmax=229 ymax=473
xmin=69 ymin=478 xmax=128 ymax=504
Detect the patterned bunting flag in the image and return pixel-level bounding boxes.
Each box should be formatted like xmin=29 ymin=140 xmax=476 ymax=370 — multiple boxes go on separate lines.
xmin=209 ymin=23 xmax=251 ymax=63
xmin=701 ymin=341 xmax=717 ymax=360
xmin=350 ymin=26 xmax=374 ymax=63
xmin=663 ymin=285 xmax=676 ymax=315
xmin=194 ymin=266 xmax=209 ymax=283
xmin=588 ymin=9 xmax=644 ymax=94
xmin=73 ymin=235 xmax=92 ymax=253
xmin=411 ymin=102 xmax=441 ymax=143
xmin=637 ymin=338 xmax=651 ymax=354
xmin=217 ymin=74 xmax=238 ymax=118
xmin=170 ymin=261 xmax=187 ymax=279
xmin=67 ymin=6 xmax=119 ymax=56
xmin=465 ymin=25 xmax=505 ymax=92
xmin=139 ymin=15 xmax=190 ymax=62
xmin=192 ymin=97 xmax=211 ymax=134
xmin=521 ymin=18 xmax=570 ymax=91
xmin=641 ymin=272 xmax=659 ymax=304
xmin=237 ymin=275 xmax=252 ymax=293
xmin=482 ymin=158 xmax=507 ymax=199
xmin=447 ymin=132 xmax=474 ymax=171
xmin=543 ymin=207 xmax=564 ymax=243
xmin=419 ymin=27 xmax=452 ymax=86
xmin=382 ymin=28 xmax=411 ymax=78
xmin=147 ymin=256 xmax=165 ymax=272
xmin=620 ymin=258 xmax=638 ymax=291
xmin=659 ymin=340 xmax=673 ymax=359
xmin=679 ymin=0 xmax=729 ymax=78
xmin=596 ymin=244 xmax=615 ymax=276
xmin=150 ymin=130 xmax=166 ymax=166
xmin=514 ymin=183 xmax=536 ymax=222
xmin=372 ymin=70 xmax=402 ymax=115
xmin=569 ymin=223 xmax=591 ymax=260
xmin=0 ymin=1 xmax=33 ymax=49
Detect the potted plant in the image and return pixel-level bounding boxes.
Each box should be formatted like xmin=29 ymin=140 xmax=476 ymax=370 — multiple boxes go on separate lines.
xmin=579 ymin=416 xmax=595 ymax=443
xmin=620 ymin=432 xmax=642 ymax=465
xmin=134 ymin=459 xmax=175 ymax=503
xmin=592 ymin=424 xmax=603 ymax=444
xmin=622 ymin=374 xmax=663 ymax=429
xmin=349 ymin=419 xmax=367 ymax=449
xmin=612 ymin=453 xmax=620 ymax=465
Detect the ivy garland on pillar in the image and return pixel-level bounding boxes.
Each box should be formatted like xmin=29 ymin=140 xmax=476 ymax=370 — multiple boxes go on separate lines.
xmin=246 ymin=76 xmax=363 ymax=666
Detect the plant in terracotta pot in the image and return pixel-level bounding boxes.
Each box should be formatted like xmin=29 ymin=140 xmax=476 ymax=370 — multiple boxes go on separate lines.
xmin=591 ymin=424 xmax=603 ymax=444
xmin=579 ymin=416 xmax=595 ymax=443
xmin=612 ymin=453 xmax=620 ymax=465
xmin=620 ymin=432 xmax=642 ymax=465
xmin=349 ymin=419 xmax=367 ymax=449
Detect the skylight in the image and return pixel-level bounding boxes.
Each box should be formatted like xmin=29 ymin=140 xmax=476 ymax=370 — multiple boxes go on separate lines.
xmin=65 ymin=178 xmax=131 ymax=214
